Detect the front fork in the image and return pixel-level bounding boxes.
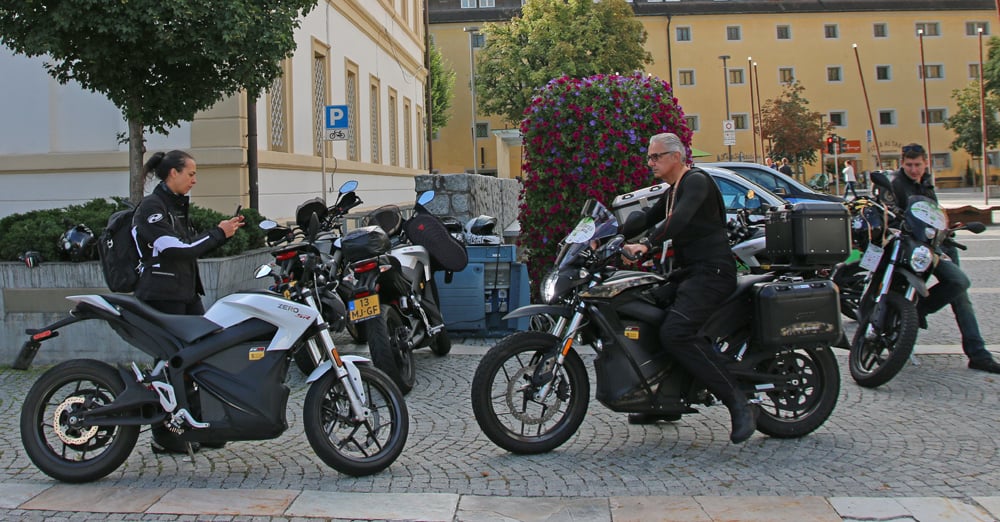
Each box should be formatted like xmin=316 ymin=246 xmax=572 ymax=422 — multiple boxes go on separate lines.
xmin=303 ymin=293 xmax=370 ymax=421
xmin=864 ymin=240 xmax=917 ymax=339
xmin=531 ymin=306 xmax=584 ymax=402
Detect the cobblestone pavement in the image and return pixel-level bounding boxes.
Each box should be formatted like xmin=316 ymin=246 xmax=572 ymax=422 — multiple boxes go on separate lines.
xmin=1 ymin=189 xmax=998 ymax=520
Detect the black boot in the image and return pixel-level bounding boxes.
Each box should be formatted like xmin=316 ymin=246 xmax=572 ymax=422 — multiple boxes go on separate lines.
xmin=728 ymin=401 xmax=756 ymax=444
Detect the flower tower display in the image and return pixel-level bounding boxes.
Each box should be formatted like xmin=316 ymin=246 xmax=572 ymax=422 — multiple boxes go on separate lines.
xmin=518 ymin=72 xmax=691 ymax=294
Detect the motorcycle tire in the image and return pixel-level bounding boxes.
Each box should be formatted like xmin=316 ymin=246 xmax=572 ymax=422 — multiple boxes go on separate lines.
xmin=832 ymin=261 xmax=866 ymax=321
xmin=303 ymin=362 xmax=408 ymax=476
xmin=346 ymin=320 xmax=367 ymax=344
xmin=849 ymin=292 xmax=919 ymax=388
xmin=471 ymin=331 xmax=589 ymax=454
xmin=752 ymin=346 xmax=840 ymax=438
xmin=20 ymin=359 xmax=140 ymax=483
xmin=366 ymin=305 xmax=415 ymax=394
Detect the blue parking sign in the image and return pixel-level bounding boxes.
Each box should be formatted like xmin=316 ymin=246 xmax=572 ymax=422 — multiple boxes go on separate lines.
xmin=325 ymin=105 xmax=349 ymax=130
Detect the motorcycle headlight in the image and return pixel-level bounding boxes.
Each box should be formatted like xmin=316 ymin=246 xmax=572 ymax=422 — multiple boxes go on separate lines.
xmin=924 ymin=228 xmax=936 ymax=241
xmin=910 ymin=245 xmax=934 ymax=273
xmin=540 ymin=270 xmax=559 ymax=304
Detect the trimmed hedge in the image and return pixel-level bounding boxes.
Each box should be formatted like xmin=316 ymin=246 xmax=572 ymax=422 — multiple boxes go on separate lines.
xmin=0 ymin=198 xmax=267 ymax=263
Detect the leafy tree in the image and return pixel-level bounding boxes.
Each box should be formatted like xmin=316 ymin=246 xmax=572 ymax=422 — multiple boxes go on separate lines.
xmin=944 ymin=81 xmax=1000 ymax=158
xmin=0 ymin=0 xmax=317 ymax=203
xmin=758 ymin=81 xmax=829 ymax=176
xmin=475 ymin=0 xmax=652 ymax=125
xmin=429 ymin=40 xmax=455 ymax=135
xmin=519 ymin=72 xmax=690 ymax=294
xmin=981 ymin=36 xmax=1000 ymax=98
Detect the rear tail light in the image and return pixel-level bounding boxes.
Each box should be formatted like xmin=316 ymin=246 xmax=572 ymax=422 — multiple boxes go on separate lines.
xmin=352 ymin=259 xmax=379 ymax=274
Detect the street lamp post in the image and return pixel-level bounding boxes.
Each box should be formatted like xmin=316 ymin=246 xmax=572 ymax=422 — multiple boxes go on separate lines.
xmin=464 ymin=26 xmax=480 ymax=175
xmin=719 ymin=55 xmax=731 ymax=160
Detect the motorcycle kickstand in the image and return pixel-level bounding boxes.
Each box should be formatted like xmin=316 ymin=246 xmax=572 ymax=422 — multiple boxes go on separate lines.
xmin=411 ymin=297 xmax=444 ymax=337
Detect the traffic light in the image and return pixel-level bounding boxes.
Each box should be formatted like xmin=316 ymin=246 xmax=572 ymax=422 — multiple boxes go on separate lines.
xmin=838 ymin=136 xmax=848 ymax=154
xmin=826 ymin=136 xmax=835 ymax=154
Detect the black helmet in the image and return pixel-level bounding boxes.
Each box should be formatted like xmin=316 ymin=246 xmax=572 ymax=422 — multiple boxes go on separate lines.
xmin=59 ymin=224 xmax=96 ymax=262
xmin=850 ymin=203 xmax=885 ymax=250
xmin=466 ymin=215 xmax=498 ymax=236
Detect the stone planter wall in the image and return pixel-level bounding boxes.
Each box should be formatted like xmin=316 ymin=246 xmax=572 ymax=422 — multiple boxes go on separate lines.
xmin=1 ymin=249 xmax=272 ymax=366
xmin=414 ymin=173 xmax=522 ymax=238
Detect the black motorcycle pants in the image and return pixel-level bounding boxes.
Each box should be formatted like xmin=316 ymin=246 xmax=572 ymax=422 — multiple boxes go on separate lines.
xmin=658 ymin=263 xmax=741 ymax=406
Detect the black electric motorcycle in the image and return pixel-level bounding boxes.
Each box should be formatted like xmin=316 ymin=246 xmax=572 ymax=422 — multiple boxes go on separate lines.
xmin=340 ymin=190 xmax=468 ymax=394
xmin=471 ymin=200 xmax=842 ymax=454
xmin=16 ymin=217 xmax=408 ymax=483
xmin=847 ymin=172 xmax=985 ymax=388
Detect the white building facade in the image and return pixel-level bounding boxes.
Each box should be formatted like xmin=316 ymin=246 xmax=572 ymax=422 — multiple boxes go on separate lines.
xmin=0 ymin=0 xmax=429 ymax=220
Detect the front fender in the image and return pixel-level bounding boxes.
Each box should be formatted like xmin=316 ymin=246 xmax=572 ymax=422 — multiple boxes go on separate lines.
xmin=895 ymin=268 xmax=930 ymax=298
xmin=502 ymin=304 xmax=574 ymax=321
xmin=305 ymin=354 xmax=370 ymax=384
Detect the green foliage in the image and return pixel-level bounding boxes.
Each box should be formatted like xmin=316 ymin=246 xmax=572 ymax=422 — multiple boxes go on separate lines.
xmin=475 ymin=0 xmax=652 ymax=125
xmin=0 ymin=199 xmax=266 ymax=263
xmin=519 ymin=72 xmax=690 ymax=293
xmin=759 ymin=81 xmax=828 ymax=166
xmin=429 ymin=40 xmax=456 ymax=135
xmin=944 ymin=81 xmax=1000 ymax=157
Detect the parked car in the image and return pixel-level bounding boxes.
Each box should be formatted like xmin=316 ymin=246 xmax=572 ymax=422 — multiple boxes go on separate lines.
xmin=700 ymin=161 xmax=845 ymax=203
xmin=611 ymin=166 xmax=787 ymax=225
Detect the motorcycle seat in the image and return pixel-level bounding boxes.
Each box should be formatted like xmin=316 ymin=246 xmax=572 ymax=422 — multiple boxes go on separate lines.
xmin=100 ymin=294 xmax=222 ymax=343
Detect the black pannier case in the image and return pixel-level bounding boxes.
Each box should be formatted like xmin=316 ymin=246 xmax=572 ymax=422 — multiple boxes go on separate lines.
xmin=753 ymin=279 xmax=841 ymax=347
xmin=341 ymin=226 xmax=391 ymax=261
xmin=765 ymin=202 xmax=850 ymax=267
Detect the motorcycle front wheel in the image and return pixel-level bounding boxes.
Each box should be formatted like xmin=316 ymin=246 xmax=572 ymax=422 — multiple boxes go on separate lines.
xmin=832 ymin=261 xmax=866 ymax=321
xmin=471 ymin=331 xmax=589 ymax=454
xmin=849 ymin=292 xmax=919 ymax=388
xmin=20 ymin=359 xmax=140 ymax=483
xmin=303 ymin=362 xmax=408 ymax=476
xmin=752 ymin=346 xmax=840 ymax=438
xmin=366 ymin=306 xmax=415 ymax=394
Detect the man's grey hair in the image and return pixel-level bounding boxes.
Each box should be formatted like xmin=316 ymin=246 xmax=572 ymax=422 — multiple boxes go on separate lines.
xmin=649 ymin=133 xmax=687 ymax=161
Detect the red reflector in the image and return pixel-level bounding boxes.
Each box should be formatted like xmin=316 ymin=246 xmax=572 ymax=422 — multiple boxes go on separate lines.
xmin=32 ymin=330 xmax=53 ymax=341
xmin=275 ymin=251 xmax=296 ymax=261
xmin=353 ymin=260 xmax=378 ymax=273
xmin=355 ymin=291 xmax=372 ymax=298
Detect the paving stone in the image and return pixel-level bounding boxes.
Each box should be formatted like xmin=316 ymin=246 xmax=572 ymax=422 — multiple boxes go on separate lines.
xmin=0 ymin=482 xmax=50 ymax=509
xmin=19 ymin=485 xmax=169 ymax=513
xmin=147 ymin=488 xmax=298 ymax=516
xmin=285 ymin=491 xmax=458 ymax=521
xmin=457 ymin=495 xmax=610 ymax=522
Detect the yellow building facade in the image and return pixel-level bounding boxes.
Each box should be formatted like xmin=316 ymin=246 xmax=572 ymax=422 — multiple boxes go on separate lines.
xmin=430 ymin=1 xmax=998 ymax=186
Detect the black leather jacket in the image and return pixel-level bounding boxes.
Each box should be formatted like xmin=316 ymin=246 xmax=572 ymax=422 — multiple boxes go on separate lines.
xmin=133 ymin=182 xmax=226 ymax=303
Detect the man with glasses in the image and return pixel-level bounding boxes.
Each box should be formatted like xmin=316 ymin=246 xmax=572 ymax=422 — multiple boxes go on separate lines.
xmin=891 ymin=143 xmax=1000 ymax=374
xmin=619 ymin=132 xmax=755 ymax=443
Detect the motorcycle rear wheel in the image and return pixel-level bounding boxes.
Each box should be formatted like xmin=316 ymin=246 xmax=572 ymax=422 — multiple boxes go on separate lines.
xmin=471 ymin=331 xmax=589 ymax=454
xmin=20 ymin=359 xmax=140 ymax=483
xmin=303 ymin=362 xmax=408 ymax=476
xmin=753 ymin=346 xmax=840 ymax=438
xmin=849 ymin=292 xmax=918 ymax=388
xmin=366 ymin=305 xmax=415 ymax=394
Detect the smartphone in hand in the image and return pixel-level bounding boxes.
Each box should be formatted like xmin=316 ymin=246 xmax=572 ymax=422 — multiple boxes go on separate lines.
xmin=234 ymin=205 xmax=243 ymax=218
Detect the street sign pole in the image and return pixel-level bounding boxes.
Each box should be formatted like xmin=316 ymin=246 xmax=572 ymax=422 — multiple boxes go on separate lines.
xmin=323 ymin=105 xmax=350 ymax=204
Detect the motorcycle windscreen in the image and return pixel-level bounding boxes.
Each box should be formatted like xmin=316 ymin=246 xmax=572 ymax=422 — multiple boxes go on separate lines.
xmin=404 ymin=213 xmax=469 ymax=272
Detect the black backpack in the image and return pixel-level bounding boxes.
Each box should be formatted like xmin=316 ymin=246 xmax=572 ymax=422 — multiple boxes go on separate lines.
xmin=97 ymin=206 xmax=142 ymax=293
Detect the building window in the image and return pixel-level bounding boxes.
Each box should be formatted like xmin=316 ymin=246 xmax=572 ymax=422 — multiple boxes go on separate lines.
xmin=416 ymin=106 xmax=425 ymax=169
xmin=876 ymin=65 xmax=891 ymax=81
xmin=728 ymin=69 xmax=745 ymax=85
xmin=388 ymin=88 xmax=398 ymax=166
xmin=685 ymin=115 xmax=699 ymax=131
xmin=475 ymin=122 xmax=489 ymax=139
xmin=312 ymin=52 xmax=329 ymax=157
xmin=267 ymin=60 xmax=290 ymax=153
xmin=878 ymin=110 xmax=896 ymax=126
xmin=829 ymin=112 xmax=846 ymax=127
xmin=824 ymin=24 xmax=839 ymax=39
xmin=921 ymin=108 xmax=946 ymax=124
xmin=678 ymin=70 xmax=695 ymax=86
xmin=779 ymin=67 xmax=794 ymax=83
xmin=776 ymin=25 xmax=791 ymax=40
xmin=873 ymin=23 xmax=888 ymax=38
xmin=970 ymin=63 xmax=981 ymax=79
xmin=403 ymin=98 xmax=412 ymax=169
xmin=916 ymin=22 xmax=940 ymax=37
xmin=727 ymin=26 xmax=741 ymax=41
xmin=479 ymin=0 xmax=495 ymax=7
xmin=472 ymin=33 xmax=485 ymax=48
xmin=733 ymin=113 xmax=748 ymax=130
xmin=345 ymin=62 xmax=359 ymax=161
xmin=931 ymin=153 xmax=951 ymax=169
xmin=370 ymin=77 xmax=381 ymax=163
xmin=461 ymin=0 xmax=474 ymax=7
xmin=676 ymin=26 xmax=691 ymax=42
xmin=967 ymin=21 xmax=990 ymax=36
xmin=827 ymin=66 xmax=842 ymax=82
xmin=918 ymin=64 xmax=944 ymax=79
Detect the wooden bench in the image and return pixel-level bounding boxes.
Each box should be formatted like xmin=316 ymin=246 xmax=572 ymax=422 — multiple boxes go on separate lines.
xmin=945 ymin=205 xmax=1000 ymax=225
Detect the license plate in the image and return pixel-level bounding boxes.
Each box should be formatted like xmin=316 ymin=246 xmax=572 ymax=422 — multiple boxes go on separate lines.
xmin=349 ymin=295 xmax=381 ymax=323
xmin=859 ymin=244 xmax=884 ymax=271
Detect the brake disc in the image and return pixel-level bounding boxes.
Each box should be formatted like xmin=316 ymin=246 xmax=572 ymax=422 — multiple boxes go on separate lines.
xmin=53 ymin=396 xmax=99 ymax=446
xmin=506 ymin=364 xmax=563 ymax=424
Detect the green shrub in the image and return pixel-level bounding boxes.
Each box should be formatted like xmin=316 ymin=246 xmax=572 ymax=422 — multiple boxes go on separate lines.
xmin=0 ymin=199 xmax=267 ymax=262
